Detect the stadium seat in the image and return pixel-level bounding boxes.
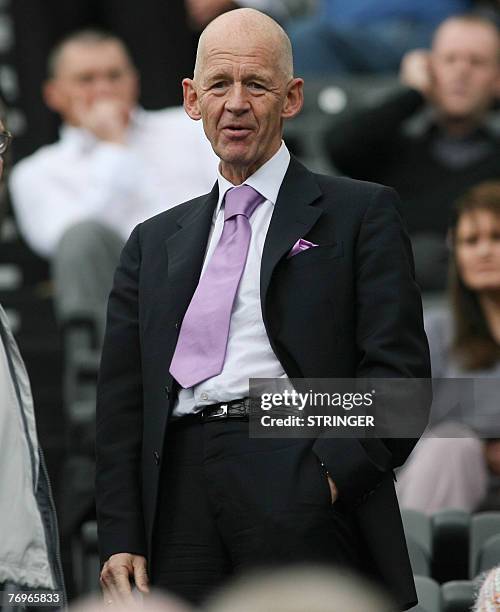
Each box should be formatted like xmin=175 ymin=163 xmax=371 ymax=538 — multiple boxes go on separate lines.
xmin=402 ymin=509 xmax=433 ymax=559
xmin=476 ymin=533 xmax=500 ymax=575
xmin=470 ymin=512 xmax=500 ymax=577
xmin=432 ymin=510 xmax=470 ymax=583
xmin=407 ymin=537 xmax=431 ymax=577
xmin=401 ymin=508 xmax=432 ymax=558
xmin=73 ymin=521 xmax=100 ymax=595
xmin=441 ymin=580 xmax=475 ymax=612
xmin=410 ymin=575 xmax=442 ymax=612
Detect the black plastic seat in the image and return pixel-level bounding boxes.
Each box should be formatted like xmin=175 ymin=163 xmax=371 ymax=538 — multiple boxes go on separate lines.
xmin=432 ymin=509 xmax=470 ymax=583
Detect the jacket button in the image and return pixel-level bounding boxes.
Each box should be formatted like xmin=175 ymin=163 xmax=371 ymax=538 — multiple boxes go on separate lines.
xmin=174 ymin=322 xmax=179 ymax=329
xmin=164 ymin=386 xmax=170 ymax=399
xmin=153 ymin=451 xmax=160 ymax=465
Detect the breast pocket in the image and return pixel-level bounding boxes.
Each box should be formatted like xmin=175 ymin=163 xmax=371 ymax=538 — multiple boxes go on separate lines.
xmin=285 ymin=242 xmax=344 ymax=269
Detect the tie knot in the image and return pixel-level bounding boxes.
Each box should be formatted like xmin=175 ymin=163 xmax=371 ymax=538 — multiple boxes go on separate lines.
xmin=224 ymin=185 xmax=265 ymax=221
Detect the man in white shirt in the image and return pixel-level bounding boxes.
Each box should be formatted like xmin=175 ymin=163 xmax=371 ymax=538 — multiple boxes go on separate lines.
xmin=10 ymin=29 xmax=217 ymax=349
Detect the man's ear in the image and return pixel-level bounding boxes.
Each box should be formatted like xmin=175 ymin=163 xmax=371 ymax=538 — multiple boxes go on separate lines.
xmin=281 ymin=77 xmax=304 ymax=120
xmin=183 ymin=78 xmax=202 ymax=120
xmin=43 ymin=79 xmax=64 ymax=114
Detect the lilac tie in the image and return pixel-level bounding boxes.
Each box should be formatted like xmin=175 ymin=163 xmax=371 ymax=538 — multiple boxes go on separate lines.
xmin=169 ymin=184 xmax=265 ymax=388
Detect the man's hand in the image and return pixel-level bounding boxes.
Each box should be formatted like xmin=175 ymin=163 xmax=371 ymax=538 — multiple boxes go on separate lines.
xmin=100 ymin=553 xmax=149 ymax=604
xmin=400 ymin=49 xmax=433 ymax=97
xmin=327 ymin=474 xmax=338 ymax=504
xmin=185 ymin=0 xmax=237 ymax=30
xmin=73 ymin=98 xmax=130 ymax=144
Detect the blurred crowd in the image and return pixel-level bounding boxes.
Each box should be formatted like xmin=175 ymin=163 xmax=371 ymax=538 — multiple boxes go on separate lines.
xmin=2 ymin=0 xmax=500 ymax=610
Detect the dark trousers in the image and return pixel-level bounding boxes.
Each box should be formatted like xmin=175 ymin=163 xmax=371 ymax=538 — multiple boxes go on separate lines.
xmin=151 ymin=416 xmax=364 ymax=605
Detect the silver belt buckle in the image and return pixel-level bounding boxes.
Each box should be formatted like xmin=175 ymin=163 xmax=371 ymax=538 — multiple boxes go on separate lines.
xmin=212 ymin=404 xmax=228 ymax=418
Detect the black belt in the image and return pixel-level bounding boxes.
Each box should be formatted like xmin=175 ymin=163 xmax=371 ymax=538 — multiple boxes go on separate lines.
xmin=200 ymin=398 xmax=251 ymax=422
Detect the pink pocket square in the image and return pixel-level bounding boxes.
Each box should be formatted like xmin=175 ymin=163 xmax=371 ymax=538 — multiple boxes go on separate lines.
xmin=287 ymin=238 xmax=319 ymax=259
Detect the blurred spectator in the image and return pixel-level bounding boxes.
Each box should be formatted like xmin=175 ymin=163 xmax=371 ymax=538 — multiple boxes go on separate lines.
xmin=185 ymin=0 xmax=312 ymax=29
xmin=326 ymin=14 xmax=500 ymax=291
xmin=0 ymin=118 xmax=65 ymax=609
xmin=397 ymin=181 xmax=500 ymax=514
xmin=10 ymin=0 xmax=197 ymax=161
xmin=9 ymin=29 xmax=217 ymax=351
xmin=203 ymin=565 xmax=394 ymax=612
xmin=69 ymin=592 xmax=192 ymax=612
xmin=474 ymin=565 xmax=500 ymax=611
xmin=287 ymin=0 xmax=471 ymax=76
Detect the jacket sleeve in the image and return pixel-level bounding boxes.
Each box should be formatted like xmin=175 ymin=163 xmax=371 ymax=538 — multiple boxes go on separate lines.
xmin=324 ymin=87 xmax=424 ymax=180
xmin=312 ymin=185 xmax=431 ymax=506
xmin=95 ymin=224 xmax=146 ymax=563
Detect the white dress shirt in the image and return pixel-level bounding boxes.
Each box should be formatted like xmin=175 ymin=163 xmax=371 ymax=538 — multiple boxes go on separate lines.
xmin=173 ymin=142 xmax=290 ymax=416
xmin=10 ymin=107 xmax=218 ymax=258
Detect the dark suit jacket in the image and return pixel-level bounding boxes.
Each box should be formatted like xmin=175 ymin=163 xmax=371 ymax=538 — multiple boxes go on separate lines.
xmin=96 ymin=156 xmax=431 ymax=610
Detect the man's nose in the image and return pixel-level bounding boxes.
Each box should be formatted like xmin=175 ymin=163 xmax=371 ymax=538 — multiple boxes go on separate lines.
xmin=453 ymin=58 xmax=471 ymax=77
xmin=225 ymin=83 xmax=250 ymax=114
xmin=92 ymin=76 xmax=117 ymax=97
xmin=477 ymin=239 xmax=493 ymax=257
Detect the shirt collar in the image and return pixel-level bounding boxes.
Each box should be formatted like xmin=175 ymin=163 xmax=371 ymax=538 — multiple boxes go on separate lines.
xmin=403 ymin=106 xmax=499 ymax=142
xmin=215 ymin=141 xmax=291 ymax=216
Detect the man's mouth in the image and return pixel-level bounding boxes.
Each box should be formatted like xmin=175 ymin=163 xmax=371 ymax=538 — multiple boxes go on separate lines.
xmin=222 ymin=126 xmax=253 ymax=139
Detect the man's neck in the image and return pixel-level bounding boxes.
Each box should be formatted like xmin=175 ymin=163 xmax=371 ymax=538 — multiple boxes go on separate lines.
xmin=437 ymin=114 xmax=484 ymax=139
xmin=219 ymin=143 xmax=282 ymax=186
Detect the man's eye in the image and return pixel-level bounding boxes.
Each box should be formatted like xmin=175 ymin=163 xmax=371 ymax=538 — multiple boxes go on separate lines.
xmin=77 ymin=74 xmax=95 ymax=84
xmin=248 ymin=82 xmax=265 ymax=90
xmin=108 ymin=70 xmax=125 ymax=81
xmin=212 ymin=82 xmax=227 ymax=89
xmin=463 ymin=236 xmax=478 ymax=245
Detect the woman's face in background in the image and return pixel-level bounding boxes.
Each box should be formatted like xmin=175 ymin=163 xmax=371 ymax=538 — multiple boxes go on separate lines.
xmin=455 ymin=208 xmax=500 ymax=292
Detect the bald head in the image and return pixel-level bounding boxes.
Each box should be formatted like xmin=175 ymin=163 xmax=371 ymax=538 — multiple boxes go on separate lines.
xmin=182 ymin=7 xmax=303 ymax=184
xmin=432 ymin=14 xmax=500 ymax=56
xmin=194 ymin=8 xmax=293 ymax=83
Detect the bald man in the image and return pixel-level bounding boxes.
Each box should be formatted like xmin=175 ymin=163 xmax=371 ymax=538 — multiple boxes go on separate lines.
xmin=96 ymin=9 xmax=430 ymax=610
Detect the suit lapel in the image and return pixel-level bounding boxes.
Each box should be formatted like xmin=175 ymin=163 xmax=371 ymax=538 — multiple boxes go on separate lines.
xmin=164 ymin=182 xmax=219 ymax=322
xmin=260 ymin=156 xmax=323 ymax=310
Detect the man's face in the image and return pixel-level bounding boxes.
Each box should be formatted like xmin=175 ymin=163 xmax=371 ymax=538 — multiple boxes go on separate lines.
xmin=431 ymin=21 xmax=500 ymax=121
xmin=44 ymin=40 xmax=138 ymax=125
xmin=183 ymin=34 xmax=302 ymax=180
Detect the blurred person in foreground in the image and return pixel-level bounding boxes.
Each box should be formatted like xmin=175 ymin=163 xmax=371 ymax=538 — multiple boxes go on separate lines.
xmin=326 ymin=14 xmax=500 ymax=291
xmin=0 ymin=121 xmax=65 ymax=608
xmin=9 ymin=29 xmax=217 ymax=351
xmin=95 ymin=7 xmax=430 ymax=611
xmin=397 ymin=181 xmax=500 ymax=514
xmin=69 ymin=592 xmax=191 ymax=612
xmin=474 ymin=565 xmax=500 ymax=611
xmin=203 ymin=565 xmax=394 ymax=612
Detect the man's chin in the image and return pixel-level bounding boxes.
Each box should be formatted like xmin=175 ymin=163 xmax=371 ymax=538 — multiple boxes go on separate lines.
xmin=217 ymin=148 xmax=255 ymax=168
xmin=442 ymin=105 xmax=481 ymax=122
